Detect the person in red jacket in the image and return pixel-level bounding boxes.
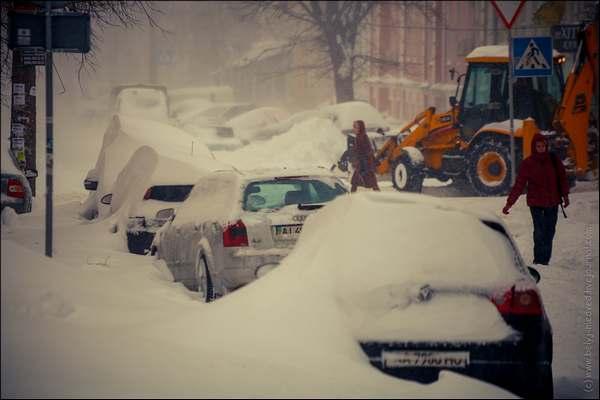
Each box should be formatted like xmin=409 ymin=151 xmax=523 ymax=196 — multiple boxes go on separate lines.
xmin=350 ymin=120 xmax=380 ymax=193
xmin=502 ymin=133 xmax=570 ymax=265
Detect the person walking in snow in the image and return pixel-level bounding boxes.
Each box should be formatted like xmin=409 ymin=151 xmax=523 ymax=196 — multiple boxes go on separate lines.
xmin=350 ymin=120 xmax=380 ymax=193
xmin=502 ymin=133 xmax=570 ymax=266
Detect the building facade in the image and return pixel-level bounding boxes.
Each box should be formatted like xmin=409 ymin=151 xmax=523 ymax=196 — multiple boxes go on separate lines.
xmin=367 ymin=1 xmax=592 ymax=123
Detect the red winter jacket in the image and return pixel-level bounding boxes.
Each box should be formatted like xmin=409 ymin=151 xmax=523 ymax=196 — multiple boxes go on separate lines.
xmin=506 ymin=133 xmax=569 ymax=208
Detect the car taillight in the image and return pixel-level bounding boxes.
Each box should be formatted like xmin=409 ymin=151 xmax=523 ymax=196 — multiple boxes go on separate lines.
xmin=223 ymin=220 xmax=248 ymax=247
xmin=143 ymin=188 xmax=152 ymax=200
xmin=7 ymin=179 xmax=25 ymax=199
xmin=491 ymin=286 xmax=543 ymax=316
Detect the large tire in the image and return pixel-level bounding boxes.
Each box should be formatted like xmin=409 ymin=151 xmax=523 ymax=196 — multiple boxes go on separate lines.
xmin=467 ymin=140 xmax=512 ymax=196
xmin=391 ymin=156 xmax=424 ymax=192
xmin=197 ymin=255 xmax=215 ymax=303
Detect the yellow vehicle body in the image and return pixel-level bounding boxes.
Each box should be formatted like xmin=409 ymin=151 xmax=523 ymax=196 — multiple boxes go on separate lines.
xmin=375 ymin=19 xmax=597 ymax=195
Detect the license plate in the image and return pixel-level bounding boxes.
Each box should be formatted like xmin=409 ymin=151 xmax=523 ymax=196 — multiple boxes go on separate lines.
xmin=272 ymin=224 xmax=303 ymax=241
xmin=382 ymin=350 xmax=470 ymax=369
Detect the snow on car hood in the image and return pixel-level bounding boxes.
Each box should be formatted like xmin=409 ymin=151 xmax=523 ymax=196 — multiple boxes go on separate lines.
xmin=273 ymin=191 xmax=525 ymax=342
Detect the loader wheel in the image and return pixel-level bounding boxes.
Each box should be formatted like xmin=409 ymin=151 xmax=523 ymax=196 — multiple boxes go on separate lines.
xmin=467 ymin=140 xmax=512 ymax=196
xmin=391 ymin=156 xmax=424 ymax=192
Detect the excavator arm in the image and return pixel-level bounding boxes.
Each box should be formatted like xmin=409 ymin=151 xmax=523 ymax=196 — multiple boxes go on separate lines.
xmin=553 ymin=19 xmax=598 ymax=177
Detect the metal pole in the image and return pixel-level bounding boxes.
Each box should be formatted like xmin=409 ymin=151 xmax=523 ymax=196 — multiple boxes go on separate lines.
xmin=508 ymin=28 xmax=516 ymax=186
xmin=45 ymin=1 xmax=53 ymax=257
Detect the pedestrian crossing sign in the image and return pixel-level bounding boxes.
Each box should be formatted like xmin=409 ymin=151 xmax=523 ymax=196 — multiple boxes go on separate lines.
xmin=513 ymin=36 xmax=553 ymax=77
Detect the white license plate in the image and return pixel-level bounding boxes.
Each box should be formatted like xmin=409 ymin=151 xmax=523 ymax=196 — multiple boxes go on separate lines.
xmin=382 ymin=350 xmax=470 ymax=369
xmin=272 ymin=224 xmax=303 ymax=241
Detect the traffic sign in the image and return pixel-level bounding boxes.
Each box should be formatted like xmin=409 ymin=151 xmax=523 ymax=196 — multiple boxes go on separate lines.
xmin=513 ymin=36 xmax=553 ymax=77
xmin=8 ymin=12 xmax=91 ymax=53
xmin=491 ymin=0 xmax=526 ymax=29
xmin=551 ymin=24 xmax=581 ymax=53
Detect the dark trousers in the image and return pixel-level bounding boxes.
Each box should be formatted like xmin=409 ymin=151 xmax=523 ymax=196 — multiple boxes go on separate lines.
xmin=530 ymin=206 xmax=558 ymax=264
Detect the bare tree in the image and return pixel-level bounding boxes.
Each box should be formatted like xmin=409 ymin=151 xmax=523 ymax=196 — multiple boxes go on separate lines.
xmin=231 ymin=1 xmax=437 ymax=103
xmin=0 ymin=0 xmax=164 ymax=106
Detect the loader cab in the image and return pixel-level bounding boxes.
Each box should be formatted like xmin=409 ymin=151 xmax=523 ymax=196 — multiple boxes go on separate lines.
xmin=457 ymin=46 xmax=566 ymax=138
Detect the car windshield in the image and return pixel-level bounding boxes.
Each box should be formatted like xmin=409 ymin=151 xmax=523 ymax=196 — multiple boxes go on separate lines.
xmin=146 ymin=185 xmax=194 ymax=202
xmin=242 ymin=178 xmax=346 ymax=211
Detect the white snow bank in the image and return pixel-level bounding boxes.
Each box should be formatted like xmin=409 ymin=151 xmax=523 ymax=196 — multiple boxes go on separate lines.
xmin=215 ymin=117 xmax=346 ymax=171
xmin=323 ymin=101 xmax=389 ymax=132
xmin=1 ymin=231 xmax=515 ymax=398
xmin=227 ymin=107 xmax=290 ymax=142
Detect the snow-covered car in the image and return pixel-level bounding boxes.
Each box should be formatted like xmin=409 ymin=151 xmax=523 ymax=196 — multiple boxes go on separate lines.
xmin=293 ymin=192 xmax=552 ymax=399
xmin=153 ymin=168 xmax=348 ymax=301
xmin=80 ymin=114 xmax=222 ymax=220
xmin=226 ymin=107 xmax=290 ymax=143
xmin=242 ymin=101 xmax=390 ymax=144
xmin=111 ymin=84 xmax=170 ymax=124
xmin=1 ymin=152 xmax=32 ymax=215
xmin=113 ymin=149 xmax=205 ymax=255
xmin=175 ymin=102 xmax=255 ymax=151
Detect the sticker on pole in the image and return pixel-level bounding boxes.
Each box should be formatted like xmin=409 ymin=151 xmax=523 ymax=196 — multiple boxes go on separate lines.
xmin=513 ymin=36 xmax=553 ymax=77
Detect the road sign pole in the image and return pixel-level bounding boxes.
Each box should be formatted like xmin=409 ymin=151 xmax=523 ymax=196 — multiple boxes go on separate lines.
xmin=508 ymin=28 xmax=516 ymax=186
xmin=45 ymin=1 xmax=53 ymax=257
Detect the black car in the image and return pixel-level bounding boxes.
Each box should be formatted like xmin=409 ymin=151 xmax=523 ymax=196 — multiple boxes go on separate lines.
xmin=357 ymin=220 xmax=553 ymax=399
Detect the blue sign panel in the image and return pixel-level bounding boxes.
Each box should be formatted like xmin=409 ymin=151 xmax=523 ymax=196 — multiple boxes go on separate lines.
xmin=512 ymin=36 xmax=553 ymax=77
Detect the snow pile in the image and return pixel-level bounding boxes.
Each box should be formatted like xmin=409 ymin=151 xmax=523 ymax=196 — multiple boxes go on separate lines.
xmin=227 ymin=107 xmax=290 ymax=142
xmin=1 ymin=206 xmax=18 ymax=228
xmin=323 ymin=101 xmax=390 ymax=132
xmin=215 ymin=117 xmax=346 ymax=171
xmin=1 ymin=215 xmax=515 ymax=398
xmin=109 ymin=145 xmax=158 ymax=216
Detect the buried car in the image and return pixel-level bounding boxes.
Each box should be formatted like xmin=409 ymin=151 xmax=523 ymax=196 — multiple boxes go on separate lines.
xmin=152 ymin=168 xmax=348 ymax=302
xmin=285 ymin=192 xmax=552 ymax=399
xmin=80 ymin=114 xmax=218 ymax=220
xmin=1 ymin=151 xmax=33 ymax=215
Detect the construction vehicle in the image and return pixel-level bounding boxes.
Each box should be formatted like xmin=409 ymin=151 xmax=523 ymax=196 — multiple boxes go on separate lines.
xmin=371 ymin=17 xmax=598 ymax=196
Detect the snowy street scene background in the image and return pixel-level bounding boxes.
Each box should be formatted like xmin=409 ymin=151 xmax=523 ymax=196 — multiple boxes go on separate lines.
xmin=1 ymin=1 xmax=598 ymax=398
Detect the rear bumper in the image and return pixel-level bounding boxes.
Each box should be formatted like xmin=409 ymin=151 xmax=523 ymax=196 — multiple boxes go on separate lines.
xmin=359 ymin=340 xmax=552 ymax=398
xmin=126 ymin=231 xmax=155 ymax=255
xmin=1 ymin=197 xmax=32 ymax=214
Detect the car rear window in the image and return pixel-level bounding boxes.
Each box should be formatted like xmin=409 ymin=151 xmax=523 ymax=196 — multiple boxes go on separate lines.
xmin=146 ymin=185 xmax=193 ymax=202
xmin=242 ymin=178 xmax=346 ymax=211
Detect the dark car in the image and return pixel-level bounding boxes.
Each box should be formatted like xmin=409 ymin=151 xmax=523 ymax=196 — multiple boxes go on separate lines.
xmin=1 ymin=162 xmax=33 ymax=215
xmin=354 ymin=217 xmax=553 ymax=399
xmin=124 ymin=183 xmax=194 ymax=255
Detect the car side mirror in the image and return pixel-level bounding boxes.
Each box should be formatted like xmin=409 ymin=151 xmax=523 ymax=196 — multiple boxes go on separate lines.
xmin=155 ymin=208 xmax=175 ymax=221
xmin=100 ymin=193 xmax=113 ymax=205
xmin=449 ymin=96 xmax=457 ymax=107
xmin=528 ymin=266 xmax=541 ymax=283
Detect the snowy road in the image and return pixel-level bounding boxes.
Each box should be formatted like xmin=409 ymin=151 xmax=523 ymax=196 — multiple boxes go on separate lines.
xmin=2 ymin=180 xmax=598 ymax=398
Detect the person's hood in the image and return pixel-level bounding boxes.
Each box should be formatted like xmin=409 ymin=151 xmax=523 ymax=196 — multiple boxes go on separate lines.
xmin=531 ymin=133 xmax=548 ymax=154
xmin=531 ymin=133 xmax=550 ymax=160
